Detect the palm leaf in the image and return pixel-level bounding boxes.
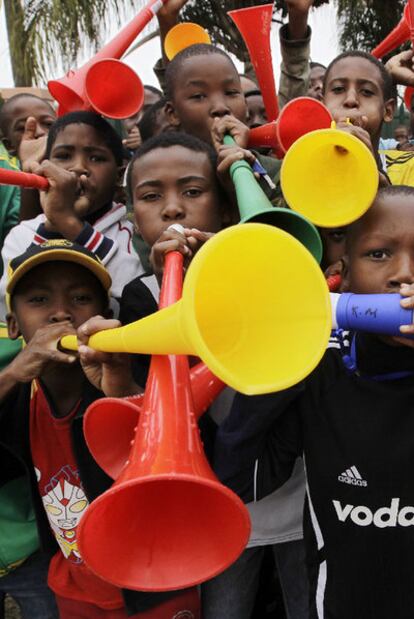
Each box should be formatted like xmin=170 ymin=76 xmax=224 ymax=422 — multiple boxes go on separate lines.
xmin=5 ymin=0 xmax=141 ymax=86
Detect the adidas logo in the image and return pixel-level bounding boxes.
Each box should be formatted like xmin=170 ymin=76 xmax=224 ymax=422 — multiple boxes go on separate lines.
xmin=338 ymin=465 xmax=367 ymax=487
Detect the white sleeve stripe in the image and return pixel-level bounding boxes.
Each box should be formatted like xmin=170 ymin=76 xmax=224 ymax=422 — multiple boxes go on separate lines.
xmin=304 ymin=457 xmax=324 ymax=550
xmin=304 ymin=455 xmax=327 ymax=618
xmin=316 ymin=560 xmax=327 ymax=619
xmin=253 ymin=459 xmax=258 ymax=502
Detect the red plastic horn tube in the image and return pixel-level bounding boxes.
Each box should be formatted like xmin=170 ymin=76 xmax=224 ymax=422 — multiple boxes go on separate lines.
xmin=0 ymin=168 xmax=49 ymax=191
xmin=371 ymin=3 xmax=410 ymax=58
xmin=327 ymin=274 xmax=342 ymax=292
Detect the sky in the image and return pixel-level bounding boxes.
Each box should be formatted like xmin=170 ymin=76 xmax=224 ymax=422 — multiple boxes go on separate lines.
xmin=0 ymin=4 xmax=340 ymax=90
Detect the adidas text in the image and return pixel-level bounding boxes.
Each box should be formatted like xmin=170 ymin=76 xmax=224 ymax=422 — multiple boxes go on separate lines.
xmin=333 ymin=498 xmax=414 ymax=528
xmin=338 ymin=466 xmax=367 ymax=487
xmin=338 ymin=475 xmax=367 ymax=487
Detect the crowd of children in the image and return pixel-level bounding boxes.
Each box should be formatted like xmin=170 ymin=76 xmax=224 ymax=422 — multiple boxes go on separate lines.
xmin=2 ymin=0 xmax=414 ymax=618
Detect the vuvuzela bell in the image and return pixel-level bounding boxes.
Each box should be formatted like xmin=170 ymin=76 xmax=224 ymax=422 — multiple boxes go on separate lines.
xmin=61 ymin=224 xmax=332 ymax=395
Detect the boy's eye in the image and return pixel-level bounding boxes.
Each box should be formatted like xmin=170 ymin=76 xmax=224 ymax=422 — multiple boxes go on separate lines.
xmin=140 ymin=192 xmax=161 ymax=202
xmin=184 ymin=188 xmax=203 ymax=198
xmin=360 ymin=88 xmax=374 ymax=97
xmin=366 ymin=249 xmax=389 ymax=260
xmin=72 ymin=294 xmax=93 ymax=304
xmin=28 ymin=295 xmax=48 ymax=304
xmin=52 ymin=151 xmax=71 ymax=161
xmin=226 ymin=90 xmax=241 ymax=97
xmin=331 ymin=86 xmax=345 ymax=94
xmin=189 ymin=93 xmax=206 ymax=101
xmin=90 ymin=154 xmax=107 ymax=163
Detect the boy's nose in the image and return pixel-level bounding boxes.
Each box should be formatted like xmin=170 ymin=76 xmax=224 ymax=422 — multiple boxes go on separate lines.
xmin=388 ymin=256 xmax=414 ymax=288
xmin=34 ymin=122 xmax=46 ymax=138
xmin=248 ymin=113 xmax=264 ymax=128
xmin=49 ymin=306 xmax=73 ymax=323
xmin=69 ymin=158 xmax=90 ymax=176
xmin=343 ymin=89 xmax=359 ymax=108
xmin=314 ymin=81 xmax=323 ymax=96
xmin=210 ymin=96 xmax=231 ymax=117
xmin=161 ymin=200 xmax=186 ymax=221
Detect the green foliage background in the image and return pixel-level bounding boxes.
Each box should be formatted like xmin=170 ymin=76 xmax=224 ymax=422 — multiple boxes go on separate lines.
xmin=1 ymin=0 xmax=410 ymax=86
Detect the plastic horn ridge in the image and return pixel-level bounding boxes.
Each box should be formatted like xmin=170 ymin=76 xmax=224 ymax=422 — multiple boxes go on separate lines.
xmin=77 ymin=250 xmax=251 ymax=591
xmin=280 ymin=123 xmax=379 ymax=228
xmin=48 ymin=0 xmax=168 ymax=118
xmin=222 ymin=134 xmax=322 ymax=262
xmin=61 ymin=223 xmax=332 ymax=395
xmin=0 ymin=168 xmax=49 ymax=191
xmin=83 ymin=362 xmax=225 ymax=480
xmin=228 ymin=4 xmax=279 ymax=120
xmin=248 ymin=97 xmax=332 ymax=155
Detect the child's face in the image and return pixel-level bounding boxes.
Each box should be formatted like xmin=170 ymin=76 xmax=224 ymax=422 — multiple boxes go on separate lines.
xmin=49 ymin=123 xmax=119 ymax=217
xmin=246 ymin=94 xmax=267 ymax=128
xmin=8 ymin=262 xmax=107 ymax=344
xmin=394 ymin=126 xmax=409 ymax=144
xmin=344 ymin=194 xmax=414 ymax=295
xmin=319 ymin=227 xmax=346 ymax=271
xmin=308 ymin=66 xmax=325 ymax=102
xmin=323 ymin=57 xmax=394 ymax=142
xmin=131 ymin=145 xmax=223 ymax=247
xmin=4 ymin=96 xmax=56 ymax=155
xmin=166 ymin=54 xmax=248 ymax=144
xmin=138 ymin=87 xmax=162 ymax=122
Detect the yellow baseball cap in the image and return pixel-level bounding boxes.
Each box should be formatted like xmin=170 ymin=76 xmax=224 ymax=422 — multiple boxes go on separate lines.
xmin=7 ymin=239 xmax=112 ymax=298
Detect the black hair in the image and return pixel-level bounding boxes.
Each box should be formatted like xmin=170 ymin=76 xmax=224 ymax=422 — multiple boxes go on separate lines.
xmin=45 ymin=111 xmax=123 ymax=166
xmin=310 ymin=61 xmax=326 ymax=71
xmin=138 ymin=97 xmax=168 ymax=142
xmin=0 ymin=93 xmax=55 ymax=138
xmin=165 ymin=44 xmax=238 ymax=100
xmin=377 ymin=184 xmax=414 ymax=200
xmin=144 ymin=84 xmax=163 ymax=98
xmin=126 ymin=130 xmax=220 ymax=202
xmin=323 ymin=51 xmax=396 ymax=101
xmin=346 ymin=185 xmax=414 ymax=252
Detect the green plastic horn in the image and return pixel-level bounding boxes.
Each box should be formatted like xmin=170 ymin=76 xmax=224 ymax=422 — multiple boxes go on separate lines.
xmin=223 ymin=135 xmax=322 ymax=263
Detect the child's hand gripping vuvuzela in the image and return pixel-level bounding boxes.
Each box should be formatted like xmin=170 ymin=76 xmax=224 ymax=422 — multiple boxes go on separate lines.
xmin=335 ymin=117 xmax=390 ymax=187
xmin=25 ymin=160 xmax=89 ymax=239
xmin=77 ymin=315 xmax=142 ymax=397
xmin=150 ymin=224 xmax=213 ymax=284
xmin=5 ymin=322 xmax=77 ymax=386
xmin=393 ymin=283 xmax=414 ymax=347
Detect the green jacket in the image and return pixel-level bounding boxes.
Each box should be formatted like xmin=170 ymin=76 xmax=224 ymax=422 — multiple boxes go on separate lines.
xmin=0 ymin=322 xmax=22 ymax=371
xmin=0 ymin=144 xmax=20 ymax=278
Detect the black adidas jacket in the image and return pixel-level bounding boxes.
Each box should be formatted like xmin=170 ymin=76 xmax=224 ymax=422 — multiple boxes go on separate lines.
xmin=214 ymin=332 xmax=414 ymax=619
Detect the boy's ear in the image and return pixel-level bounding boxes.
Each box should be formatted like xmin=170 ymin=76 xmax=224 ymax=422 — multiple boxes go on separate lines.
xmin=164 ymin=101 xmax=181 ymax=130
xmin=383 ymin=98 xmax=396 ymax=123
xmin=6 ymin=312 xmax=21 ymax=340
